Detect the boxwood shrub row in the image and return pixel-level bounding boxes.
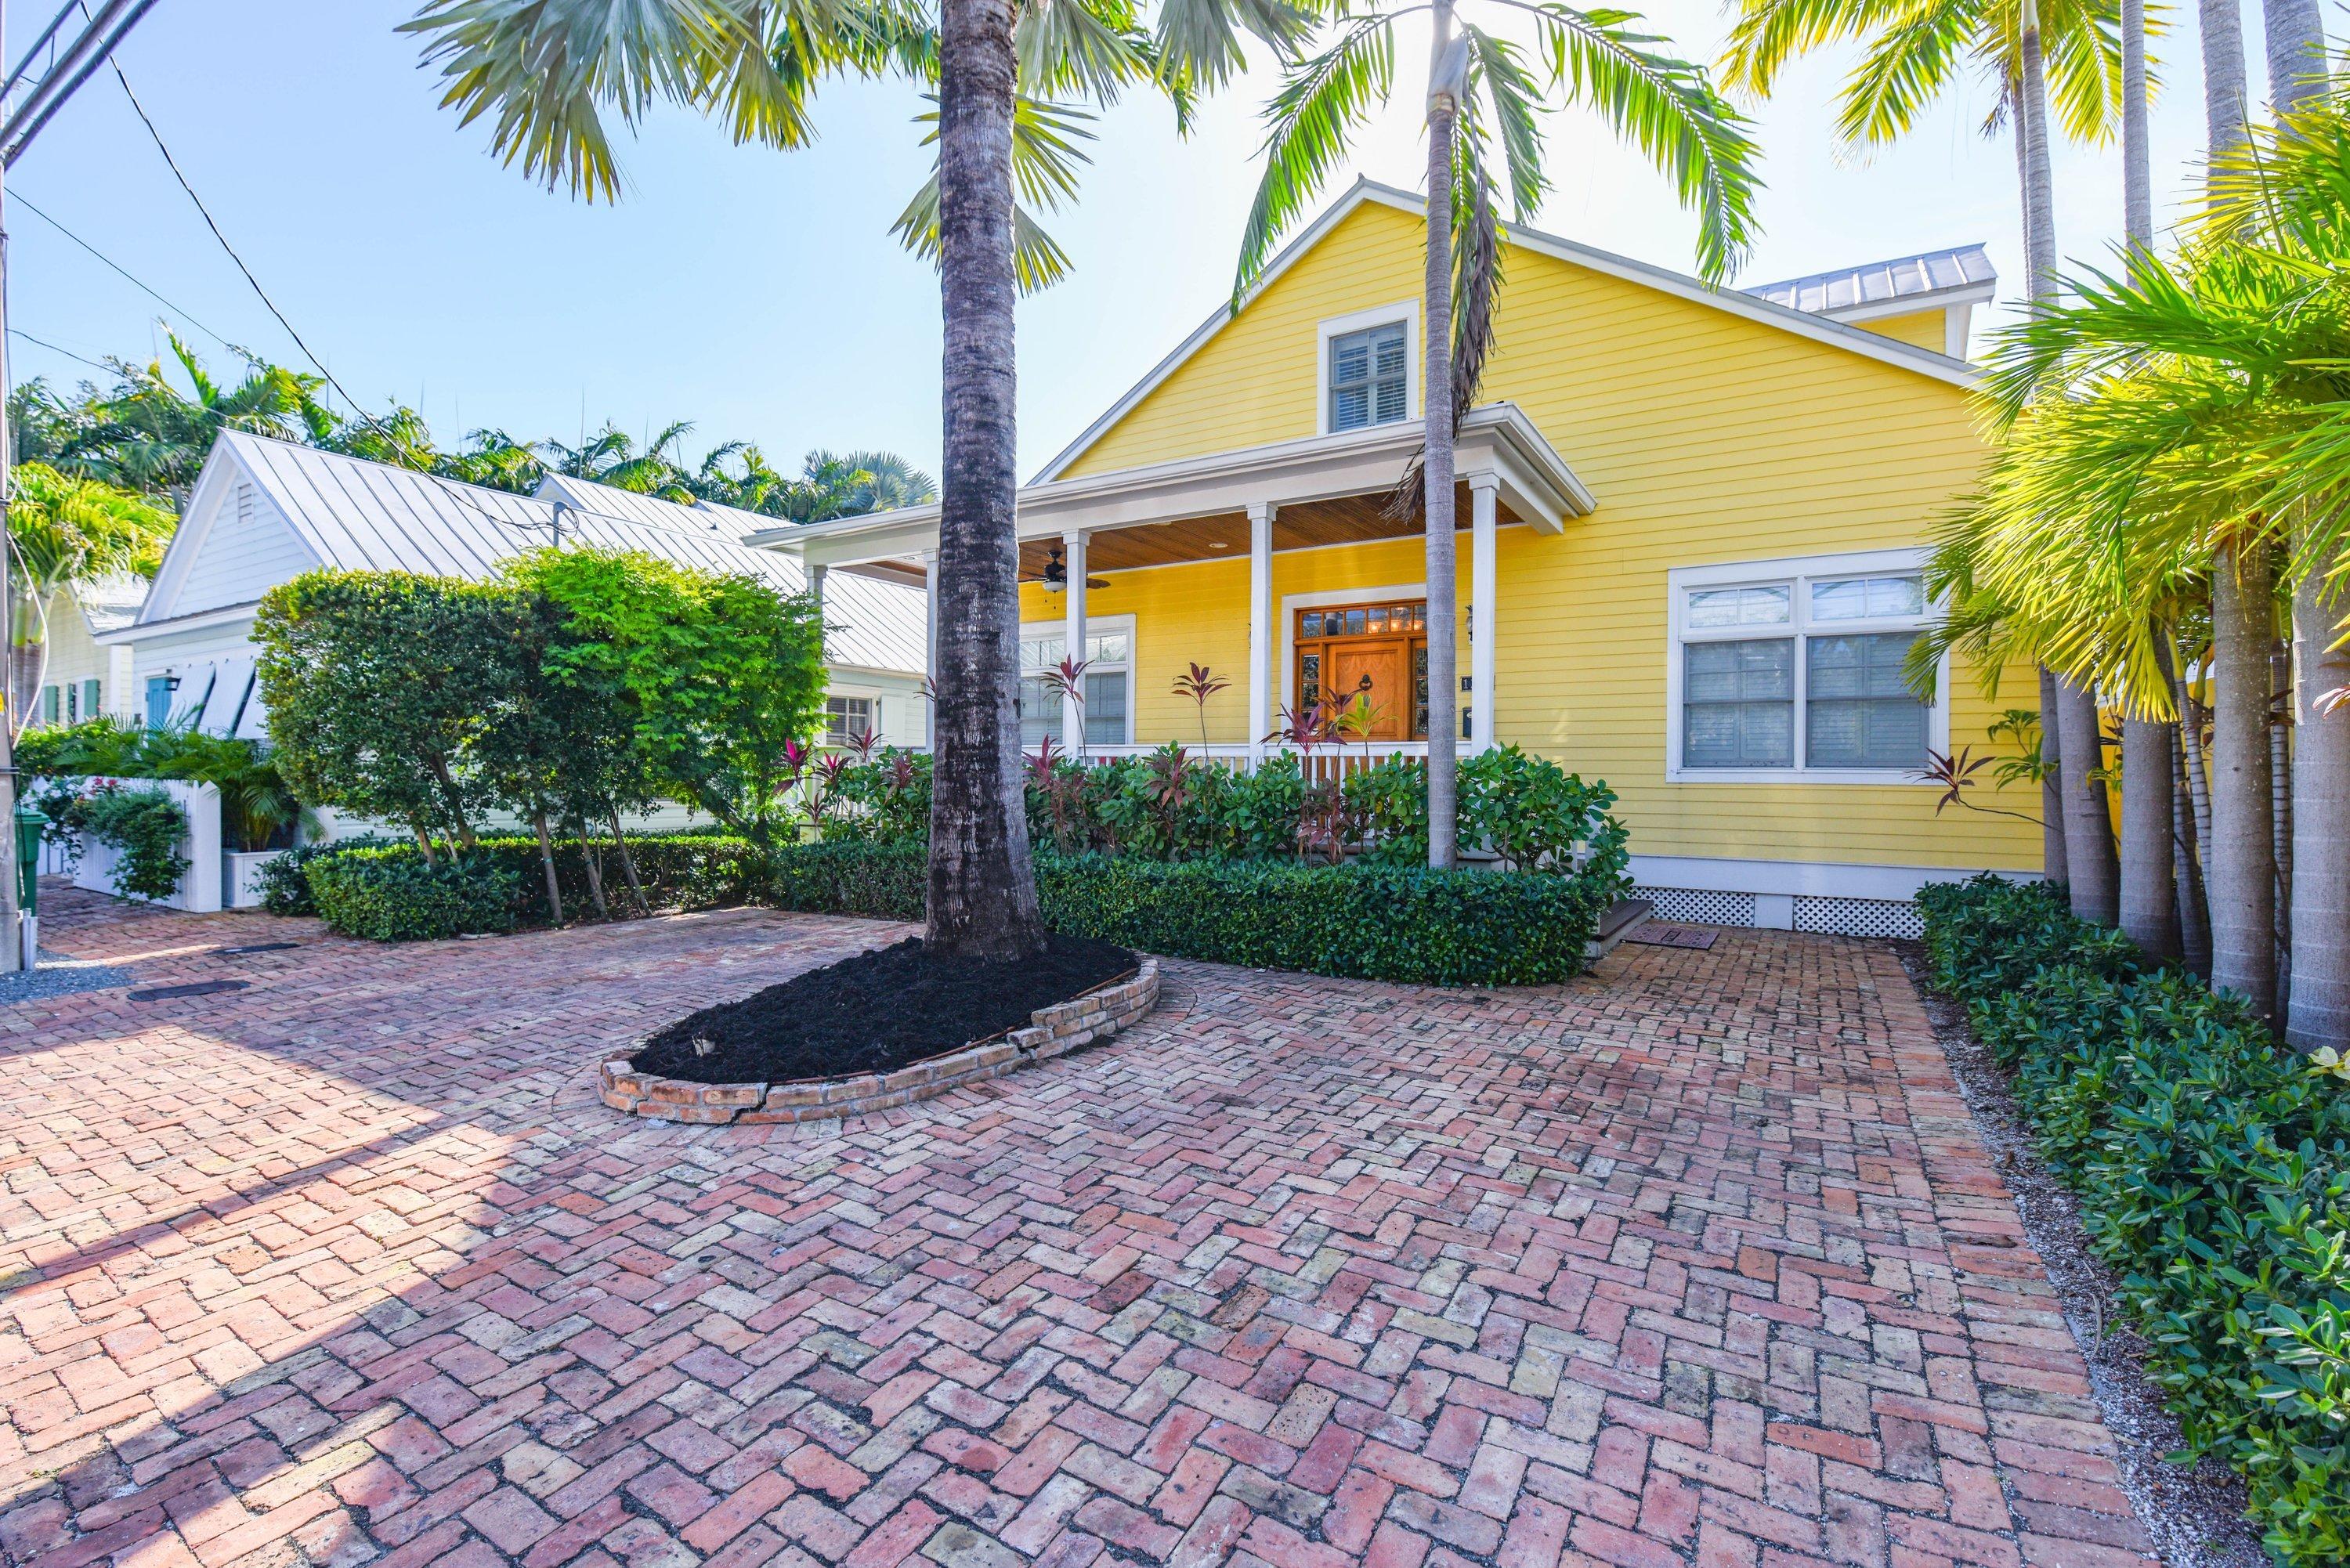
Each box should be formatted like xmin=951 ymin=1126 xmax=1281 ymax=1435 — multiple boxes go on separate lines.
xmin=1918 ymin=874 xmax=2350 ymax=1566
xmin=297 ymin=833 xmax=1618 ymax=985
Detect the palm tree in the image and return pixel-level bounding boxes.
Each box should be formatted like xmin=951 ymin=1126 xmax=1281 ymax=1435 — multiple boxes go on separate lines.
xmin=1238 ymin=2 xmax=1759 ymax=868
xmin=1946 ymin=89 xmax=2350 ymax=1044
xmin=1723 ymin=0 xmax=2125 ymax=915
xmin=403 ymin=0 xmax=1314 ymax=960
xmin=2113 ymin=0 xmax=2178 ymax=956
xmin=63 ymin=334 xmax=330 ymax=502
xmin=6 ymin=463 xmax=173 ymax=737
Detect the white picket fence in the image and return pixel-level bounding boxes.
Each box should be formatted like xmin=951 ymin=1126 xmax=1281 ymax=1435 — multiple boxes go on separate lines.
xmin=30 ymin=775 xmax=284 ymax=913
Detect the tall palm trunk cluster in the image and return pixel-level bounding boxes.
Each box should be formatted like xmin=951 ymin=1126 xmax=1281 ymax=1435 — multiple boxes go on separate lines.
xmin=1941 ymin=0 xmax=2350 ymax=1052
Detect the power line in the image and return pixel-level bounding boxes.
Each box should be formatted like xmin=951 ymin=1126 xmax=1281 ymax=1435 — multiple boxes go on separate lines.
xmin=92 ymin=40 xmax=558 ymax=544
xmin=8 ymin=190 xmax=233 ymax=347
xmin=7 ymin=325 xmax=110 ymax=373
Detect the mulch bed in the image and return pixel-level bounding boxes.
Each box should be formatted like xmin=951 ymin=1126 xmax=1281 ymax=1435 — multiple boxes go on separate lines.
xmin=631 ymin=932 xmax=1137 ymax=1086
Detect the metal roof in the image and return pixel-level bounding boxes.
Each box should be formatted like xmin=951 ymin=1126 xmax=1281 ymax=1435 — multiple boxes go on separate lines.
xmin=1741 ymin=244 xmax=1996 ymax=316
xmin=212 ymin=433 xmax=926 ymax=677
xmin=76 ymin=573 xmax=149 ymax=632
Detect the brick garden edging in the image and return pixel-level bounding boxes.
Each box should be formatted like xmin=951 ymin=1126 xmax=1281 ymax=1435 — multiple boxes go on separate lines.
xmin=598 ymin=957 xmax=1159 ymax=1125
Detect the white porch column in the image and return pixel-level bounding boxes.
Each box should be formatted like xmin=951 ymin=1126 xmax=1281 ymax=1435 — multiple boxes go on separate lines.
xmin=1469 ymin=474 xmax=1499 ymax=751
xmin=920 ymin=550 xmax=938 ymax=749
xmin=1247 ymin=502 xmax=1274 ymax=764
xmin=1061 ymin=530 xmax=1088 ymax=750
xmin=808 ymin=562 xmax=828 ymax=609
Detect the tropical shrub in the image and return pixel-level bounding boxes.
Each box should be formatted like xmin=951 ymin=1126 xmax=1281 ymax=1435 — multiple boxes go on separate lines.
xmin=291 ymin=833 xmax=1622 ymax=984
xmin=39 ymin=785 xmax=191 ymax=900
xmin=305 ymin=848 xmax=519 ymax=941
xmin=21 ymin=718 xmax=313 ymax=853
xmin=1918 ymin=876 xmax=2350 ymax=1564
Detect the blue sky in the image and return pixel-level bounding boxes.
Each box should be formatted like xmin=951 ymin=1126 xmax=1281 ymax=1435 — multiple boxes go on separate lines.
xmin=8 ymin=0 xmax=2243 ymax=481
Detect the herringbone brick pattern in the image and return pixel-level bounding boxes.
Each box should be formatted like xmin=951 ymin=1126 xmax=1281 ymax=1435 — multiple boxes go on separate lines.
xmin=0 ymin=883 xmax=2154 ymax=1568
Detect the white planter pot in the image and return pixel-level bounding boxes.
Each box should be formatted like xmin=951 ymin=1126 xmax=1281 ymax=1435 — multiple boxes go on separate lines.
xmin=226 ymin=849 xmax=285 ymax=910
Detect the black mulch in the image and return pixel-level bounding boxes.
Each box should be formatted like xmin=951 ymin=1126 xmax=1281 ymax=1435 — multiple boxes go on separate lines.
xmin=631 ymin=932 xmax=1137 ymax=1086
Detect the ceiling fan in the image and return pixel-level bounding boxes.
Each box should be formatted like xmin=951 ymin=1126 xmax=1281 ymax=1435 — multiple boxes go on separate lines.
xmin=1021 ymin=540 xmax=1108 ymax=591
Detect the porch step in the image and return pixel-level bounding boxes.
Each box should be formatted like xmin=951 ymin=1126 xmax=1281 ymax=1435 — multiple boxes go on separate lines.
xmin=1583 ymin=898 xmax=1656 ymax=962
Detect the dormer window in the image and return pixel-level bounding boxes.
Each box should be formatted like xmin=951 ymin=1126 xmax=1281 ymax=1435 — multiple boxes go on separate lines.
xmin=1329 ymin=322 xmax=1408 ymax=431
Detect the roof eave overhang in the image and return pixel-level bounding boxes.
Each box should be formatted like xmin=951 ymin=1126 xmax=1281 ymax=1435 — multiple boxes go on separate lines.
xmin=757 ymin=403 xmax=1593 ymax=569
xmin=1817 ymin=281 xmax=1998 ymax=325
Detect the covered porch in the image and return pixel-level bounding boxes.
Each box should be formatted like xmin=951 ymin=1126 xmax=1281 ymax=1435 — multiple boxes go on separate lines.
xmin=756 ymin=403 xmax=1593 ymax=764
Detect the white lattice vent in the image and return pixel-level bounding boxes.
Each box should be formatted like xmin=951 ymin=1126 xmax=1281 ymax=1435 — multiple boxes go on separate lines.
xmin=1794 ymin=895 xmax=1923 ymax=940
xmin=1642 ymin=887 xmax=1757 ymax=927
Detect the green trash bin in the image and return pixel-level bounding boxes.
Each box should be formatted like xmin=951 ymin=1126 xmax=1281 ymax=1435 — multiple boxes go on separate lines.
xmin=15 ymin=800 xmax=43 ymax=916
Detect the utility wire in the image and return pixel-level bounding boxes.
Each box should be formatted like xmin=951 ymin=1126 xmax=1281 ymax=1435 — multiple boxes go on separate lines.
xmin=94 ymin=37 xmax=560 ymax=544
xmin=8 ymin=325 xmax=111 ymax=373
xmin=8 ymin=190 xmax=232 ymax=348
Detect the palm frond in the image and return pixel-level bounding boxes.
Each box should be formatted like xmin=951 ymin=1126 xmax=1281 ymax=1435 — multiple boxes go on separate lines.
xmin=1462 ymin=24 xmax=1547 ymax=217
xmin=1532 ymin=5 xmax=1762 ymax=280
xmin=890 ymin=95 xmax=1097 ymax=292
xmin=1717 ymin=0 xmax=1919 ymax=95
xmin=1233 ymin=18 xmax=1397 ymax=301
xmin=1828 ymin=0 xmax=1976 ymax=145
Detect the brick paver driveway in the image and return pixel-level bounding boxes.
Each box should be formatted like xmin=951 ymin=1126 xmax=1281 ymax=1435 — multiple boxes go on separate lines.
xmin=0 ymin=885 xmax=2154 ymax=1568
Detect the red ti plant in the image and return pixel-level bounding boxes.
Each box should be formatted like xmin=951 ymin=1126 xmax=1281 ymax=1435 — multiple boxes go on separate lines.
xmin=842 ymin=727 xmax=881 ymax=764
xmin=1040 ymin=656 xmax=1091 ymax=759
xmin=1266 ymin=702 xmax=1348 ymax=865
xmin=1913 ymin=745 xmax=2044 ymax=827
xmin=1170 ymin=663 xmax=1228 ymax=748
xmin=1027 ymin=737 xmax=1085 ymax=854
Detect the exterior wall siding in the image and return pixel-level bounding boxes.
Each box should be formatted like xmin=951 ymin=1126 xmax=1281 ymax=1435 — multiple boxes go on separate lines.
xmin=1047 ymin=201 xmax=2038 ymax=873
xmin=1853 ymin=309 xmax=1950 ymax=352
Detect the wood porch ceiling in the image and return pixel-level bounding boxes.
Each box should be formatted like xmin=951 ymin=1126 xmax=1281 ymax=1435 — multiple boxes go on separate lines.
xmin=1018 ymin=482 xmax=1522 ymax=578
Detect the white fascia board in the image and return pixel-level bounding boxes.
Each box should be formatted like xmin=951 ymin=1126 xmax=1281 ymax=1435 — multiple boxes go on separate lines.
xmin=1821 ymin=281 xmax=1998 ymax=326
xmin=99 ymin=600 xmax=263 ymax=644
xmin=777 ymin=403 xmax=1593 ymax=567
xmin=138 ymin=437 xmax=251 ymax=625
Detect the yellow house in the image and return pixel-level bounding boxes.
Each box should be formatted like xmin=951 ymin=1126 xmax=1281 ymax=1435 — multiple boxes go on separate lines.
xmin=758 ymin=182 xmax=2034 ymax=937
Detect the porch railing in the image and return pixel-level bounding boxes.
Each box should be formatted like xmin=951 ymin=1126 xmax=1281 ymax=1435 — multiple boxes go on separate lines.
xmin=1064 ymin=740 xmax=1427 ymax=786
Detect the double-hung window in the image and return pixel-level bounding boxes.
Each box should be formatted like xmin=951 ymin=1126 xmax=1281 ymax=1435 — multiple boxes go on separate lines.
xmin=1671 ymin=554 xmax=1936 ymax=779
xmin=1328 ymin=322 xmax=1408 ymax=432
xmin=825 ymin=695 xmax=874 ymax=746
xmin=1018 ymin=621 xmax=1132 ymax=748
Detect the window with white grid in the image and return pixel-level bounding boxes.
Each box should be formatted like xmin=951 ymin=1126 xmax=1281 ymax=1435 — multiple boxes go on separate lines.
xmin=1668 ymin=551 xmax=1942 ymax=782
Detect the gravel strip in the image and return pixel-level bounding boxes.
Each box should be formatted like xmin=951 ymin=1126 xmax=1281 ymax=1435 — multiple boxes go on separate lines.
xmin=0 ymin=950 xmax=135 ymax=1005
xmin=1894 ymin=940 xmax=2268 ymax=1568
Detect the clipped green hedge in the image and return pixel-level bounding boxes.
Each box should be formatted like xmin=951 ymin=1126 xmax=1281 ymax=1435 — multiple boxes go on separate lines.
xmin=306 ymin=849 xmax=520 ymax=941
xmin=1036 ymin=854 xmax=1611 ymax=985
xmin=297 ymin=835 xmax=1618 ymax=985
xmin=1918 ymin=876 xmax=2350 ymax=1566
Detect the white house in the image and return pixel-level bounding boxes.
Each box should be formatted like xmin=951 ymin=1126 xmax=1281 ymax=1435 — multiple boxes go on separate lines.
xmin=99 ymin=433 xmax=931 ymax=790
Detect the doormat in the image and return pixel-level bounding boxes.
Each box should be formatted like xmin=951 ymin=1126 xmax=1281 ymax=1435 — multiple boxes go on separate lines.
xmin=1625 ymin=923 xmax=1718 ymax=950
xmin=128 ymin=980 xmax=251 ymax=1001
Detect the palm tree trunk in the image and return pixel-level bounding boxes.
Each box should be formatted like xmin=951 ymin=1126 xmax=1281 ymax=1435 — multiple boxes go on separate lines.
xmin=2173 ymin=724 xmax=2212 ymax=971
xmin=2210 ymin=542 xmax=2277 ymax=1018
xmin=2055 ymin=677 xmax=2117 ymax=922
xmin=2289 ymin=555 xmax=2350 ymax=1050
xmin=532 ymin=811 xmax=565 ymax=926
xmin=1423 ymin=0 xmax=1460 ymax=872
xmin=2262 ymin=0 xmax=2324 ymax=110
xmin=927 ymin=0 xmax=1047 ymax=959
xmin=2201 ymin=0 xmax=2250 ymax=155
xmin=2039 ymin=669 xmax=2068 ymax=887
xmin=2271 ymin=641 xmax=2292 ymax=1006
xmin=2170 ymin=649 xmax=2218 ymax=974
xmin=2114 ymin=0 xmax=2175 ymax=955
xmin=2012 ymin=64 xmax=2066 ymax=888
xmin=608 ymin=803 xmax=648 ymax=916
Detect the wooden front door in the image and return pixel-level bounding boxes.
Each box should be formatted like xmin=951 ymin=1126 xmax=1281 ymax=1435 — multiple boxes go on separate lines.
xmin=1326 ymin=641 xmax=1410 ymax=739
xmin=1296 ymin=598 xmax=1429 ymax=739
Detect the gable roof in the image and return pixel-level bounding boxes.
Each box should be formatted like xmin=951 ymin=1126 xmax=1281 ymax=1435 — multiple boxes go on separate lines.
xmin=133 ymin=432 xmax=925 ymax=677
xmin=1744 ymin=244 xmax=1996 ymax=316
xmin=1033 ymin=180 xmax=1985 ymax=485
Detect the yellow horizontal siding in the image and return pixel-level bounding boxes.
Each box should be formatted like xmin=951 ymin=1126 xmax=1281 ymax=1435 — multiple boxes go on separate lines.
xmin=1856 ymin=309 xmax=1950 ymax=352
xmin=1048 ymin=201 xmax=2037 ymax=872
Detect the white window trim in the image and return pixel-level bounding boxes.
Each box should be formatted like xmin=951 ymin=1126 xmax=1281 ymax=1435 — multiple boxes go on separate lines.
xmin=1315 ymin=302 xmax=1421 ymax=436
xmin=822 ymin=690 xmax=879 ymax=746
xmin=1019 ymin=612 xmax=1137 ymax=746
xmin=1665 ymin=547 xmax=1947 ymax=785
